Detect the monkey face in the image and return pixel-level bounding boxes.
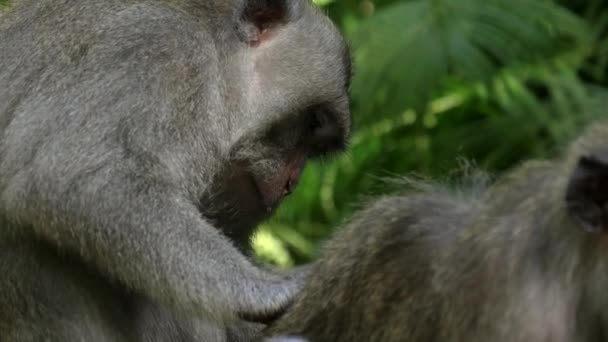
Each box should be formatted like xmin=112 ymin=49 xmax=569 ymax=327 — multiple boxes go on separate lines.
xmin=204 ymin=114 xmax=347 ymax=243
xmin=224 ymin=102 xmax=350 ymax=224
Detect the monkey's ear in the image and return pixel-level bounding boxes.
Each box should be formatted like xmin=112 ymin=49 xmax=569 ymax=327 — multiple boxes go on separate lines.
xmin=238 ymin=0 xmax=288 ymax=47
xmin=565 ymin=152 xmax=608 ymax=233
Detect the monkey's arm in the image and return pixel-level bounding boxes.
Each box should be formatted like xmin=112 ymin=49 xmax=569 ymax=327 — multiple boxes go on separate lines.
xmin=19 ymin=174 xmax=297 ymax=322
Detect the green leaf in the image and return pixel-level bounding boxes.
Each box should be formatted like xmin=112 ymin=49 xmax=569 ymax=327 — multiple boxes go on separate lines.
xmin=350 ymin=0 xmax=591 ymax=122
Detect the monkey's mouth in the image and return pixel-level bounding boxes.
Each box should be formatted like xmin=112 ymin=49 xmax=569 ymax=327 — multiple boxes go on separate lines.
xmin=252 ymin=157 xmax=306 ymax=213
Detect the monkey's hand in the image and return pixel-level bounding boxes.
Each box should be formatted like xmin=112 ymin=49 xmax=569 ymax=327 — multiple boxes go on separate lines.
xmin=264 ymin=337 xmax=308 ymax=342
xmin=238 ymin=264 xmax=312 ymax=324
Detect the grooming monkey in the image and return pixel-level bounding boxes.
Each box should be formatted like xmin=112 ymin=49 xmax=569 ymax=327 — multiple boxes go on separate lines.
xmin=0 ymin=0 xmax=351 ymax=340
xmin=267 ymin=120 xmax=608 ymax=342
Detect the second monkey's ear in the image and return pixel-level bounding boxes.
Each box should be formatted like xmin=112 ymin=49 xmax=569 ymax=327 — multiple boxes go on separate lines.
xmin=237 ymin=0 xmax=289 ymax=47
xmin=565 ymin=150 xmax=608 ymax=233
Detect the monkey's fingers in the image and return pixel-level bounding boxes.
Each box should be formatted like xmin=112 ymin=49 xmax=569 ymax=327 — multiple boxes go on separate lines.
xmin=239 ymin=263 xmax=312 ymax=324
xmin=264 ymin=337 xmax=308 ymax=342
xmin=238 ymin=297 xmax=296 ymax=324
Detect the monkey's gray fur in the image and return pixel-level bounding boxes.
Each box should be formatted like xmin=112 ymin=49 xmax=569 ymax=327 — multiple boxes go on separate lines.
xmin=0 ymin=0 xmax=351 ymax=340
xmin=267 ymin=120 xmax=608 ymax=342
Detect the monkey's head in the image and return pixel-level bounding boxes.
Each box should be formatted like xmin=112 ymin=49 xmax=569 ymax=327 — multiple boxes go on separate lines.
xmin=565 ymin=121 xmax=608 ymax=234
xmin=206 ymin=0 xmax=352 ymax=229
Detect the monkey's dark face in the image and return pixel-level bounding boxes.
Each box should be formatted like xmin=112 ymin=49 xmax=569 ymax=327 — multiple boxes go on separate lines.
xmin=261 ymin=106 xmax=348 ymax=209
xmin=207 ymin=107 xmax=348 ymax=241
xmin=226 ymin=101 xmax=350 ymax=223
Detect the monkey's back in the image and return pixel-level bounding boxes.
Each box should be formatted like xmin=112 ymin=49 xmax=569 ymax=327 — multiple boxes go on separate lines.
xmin=270 ymin=165 xmax=591 ymax=342
xmin=269 ymin=178 xmax=487 ymax=341
xmin=0 ymin=0 xmax=222 ymax=209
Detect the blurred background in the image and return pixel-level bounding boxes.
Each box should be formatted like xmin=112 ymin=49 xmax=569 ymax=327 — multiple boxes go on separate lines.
xmin=252 ymin=0 xmax=608 ymax=267
xmin=3 ymin=0 xmax=608 ymax=267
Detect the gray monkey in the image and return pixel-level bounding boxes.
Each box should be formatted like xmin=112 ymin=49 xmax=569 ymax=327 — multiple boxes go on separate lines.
xmin=267 ymin=120 xmax=608 ymax=342
xmin=0 ymin=0 xmax=351 ymax=340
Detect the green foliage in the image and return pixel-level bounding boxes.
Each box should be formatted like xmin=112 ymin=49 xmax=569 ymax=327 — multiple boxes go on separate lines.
xmin=254 ymin=0 xmax=608 ymax=266
xmin=351 ymin=0 xmax=589 ymax=118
